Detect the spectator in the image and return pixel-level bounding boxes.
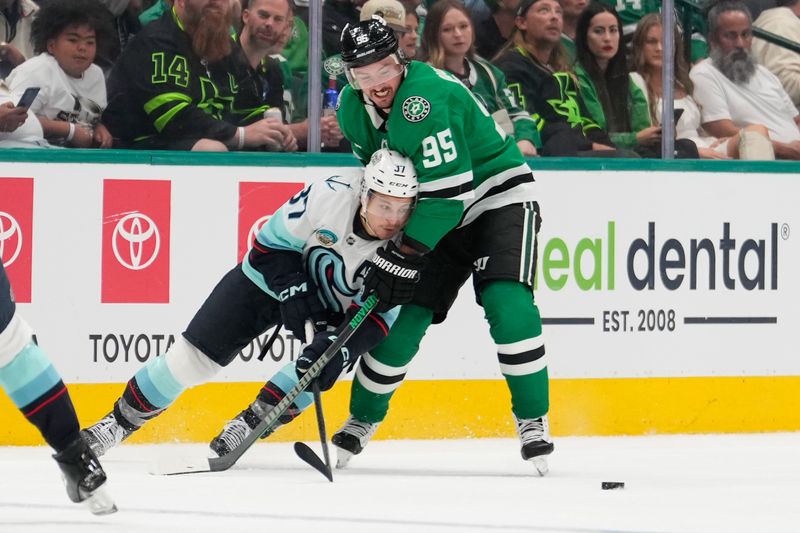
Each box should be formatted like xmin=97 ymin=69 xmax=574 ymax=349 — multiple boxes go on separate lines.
xmin=558 ymin=0 xmax=586 ymax=60
xmin=94 ymin=0 xmax=143 ymax=71
xmin=0 ymin=0 xmax=39 ymax=77
xmin=0 ymin=96 xmax=47 ymax=147
xmin=494 ymin=0 xmax=625 ymax=156
xmin=631 ymin=13 xmax=773 ymax=159
xmin=239 ymin=0 xmax=331 ymax=151
xmin=421 ymin=0 xmax=539 ymax=155
xmin=752 ymin=0 xmax=800 ymax=110
xmin=102 ymin=0 xmax=293 ymax=151
xmin=139 ymin=0 xmax=171 ymax=25
xmin=237 ymin=0 xmax=291 ymax=119
xmin=474 ymin=0 xmax=520 ymax=60
xmin=322 ymin=0 xmax=366 ymax=57
xmin=573 ymin=3 xmax=676 ymax=156
xmin=743 ymin=0 xmax=776 ymax=20
xmin=6 ymin=0 xmax=114 ymax=148
xmin=691 ymin=1 xmax=800 ymax=159
xmin=399 ymin=6 xmax=419 ymax=58
xmin=597 ymin=0 xmax=709 ymax=62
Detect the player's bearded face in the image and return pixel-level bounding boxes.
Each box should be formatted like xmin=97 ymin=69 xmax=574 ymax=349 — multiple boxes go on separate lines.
xmin=184 ymin=0 xmax=233 ymax=63
xmin=348 ymin=57 xmax=405 ymax=110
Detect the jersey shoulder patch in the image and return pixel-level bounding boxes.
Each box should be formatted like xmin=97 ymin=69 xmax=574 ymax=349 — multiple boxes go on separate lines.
xmin=401 ymin=95 xmax=431 ymax=123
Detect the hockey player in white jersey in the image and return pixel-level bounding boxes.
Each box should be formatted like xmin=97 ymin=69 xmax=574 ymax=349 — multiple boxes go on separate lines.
xmin=0 ymin=263 xmax=116 ymax=514
xmin=81 ymin=148 xmax=418 ymax=458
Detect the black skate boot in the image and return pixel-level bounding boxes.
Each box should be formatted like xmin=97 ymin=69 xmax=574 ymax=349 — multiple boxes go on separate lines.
xmin=515 ymin=414 xmax=554 ymax=476
xmin=331 ymin=416 xmax=380 ymax=468
xmin=53 ymin=436 xmax=117 ymax=515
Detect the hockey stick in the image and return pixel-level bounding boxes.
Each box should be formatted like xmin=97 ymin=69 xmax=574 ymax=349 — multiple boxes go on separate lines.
xmin=152 ymin=294 xmax=379 ymax=476
xmin=294 ymin=379 xmax=334 ymax=481
xmin=256 ymin=324 xmax=282 ymax=361
xmin=294 ymin=323 xmax=334 ymax=481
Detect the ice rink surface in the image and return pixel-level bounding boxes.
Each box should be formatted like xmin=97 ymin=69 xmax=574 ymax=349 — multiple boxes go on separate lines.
xmin=2 ymin=433 xmax=799 ymax=533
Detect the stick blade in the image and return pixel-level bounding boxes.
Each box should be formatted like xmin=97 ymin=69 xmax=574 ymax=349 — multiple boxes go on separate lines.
xmin=294 ymin=441 xmax=333 ymax=482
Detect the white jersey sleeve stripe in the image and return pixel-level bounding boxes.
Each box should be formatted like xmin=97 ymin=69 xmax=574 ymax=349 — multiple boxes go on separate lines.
xmin=418 ymin=170 xmax=473 ymax=193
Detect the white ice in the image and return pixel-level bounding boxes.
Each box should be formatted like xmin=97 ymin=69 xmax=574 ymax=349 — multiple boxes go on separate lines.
xmin=2 ymin=433 xmax=799 ymax=533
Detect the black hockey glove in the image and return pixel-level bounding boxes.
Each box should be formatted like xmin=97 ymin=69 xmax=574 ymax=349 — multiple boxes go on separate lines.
xmin=363 ymin=241 xmax=427 ymax=312
xmin=273 ymin=272 xmax=327 ymax=343
xmin=295 ymin=331 xmax=354 ymax=391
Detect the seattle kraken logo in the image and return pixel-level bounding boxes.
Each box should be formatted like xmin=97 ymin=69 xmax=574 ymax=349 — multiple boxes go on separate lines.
xmin=306 ymin=247 xmax=368 ymax=312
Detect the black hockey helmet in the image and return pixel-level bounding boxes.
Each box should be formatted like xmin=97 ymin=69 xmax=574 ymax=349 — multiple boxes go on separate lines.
xmin=340 ymin=16 xmax=399 ymax=69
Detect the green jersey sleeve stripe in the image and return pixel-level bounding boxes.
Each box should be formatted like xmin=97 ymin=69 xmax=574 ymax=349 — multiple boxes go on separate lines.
xmin=144 ymin=92 xmax=193 ymax=114
xmin=153 ymin=102 xmax=190 ymax=132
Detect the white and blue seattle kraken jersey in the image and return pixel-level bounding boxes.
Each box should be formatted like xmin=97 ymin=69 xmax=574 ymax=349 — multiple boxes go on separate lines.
xmin=242 ymin=174 xmax=399 ymax=327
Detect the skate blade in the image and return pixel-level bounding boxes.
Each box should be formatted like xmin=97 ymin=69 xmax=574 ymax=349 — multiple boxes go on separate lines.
xmin=335 ymin=448 xmax=354 ymax=469
xmin=84 ymin=485 xmax=118 ymax=515
xmin=527 ymin=456 xmax=549 ymax=476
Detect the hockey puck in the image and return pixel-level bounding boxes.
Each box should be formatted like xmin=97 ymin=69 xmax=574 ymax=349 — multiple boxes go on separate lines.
xmin=601 ymin=481 xmax=625 ymax=490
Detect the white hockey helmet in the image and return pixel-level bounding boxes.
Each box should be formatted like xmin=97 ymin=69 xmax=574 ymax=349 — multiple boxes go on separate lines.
xmin=361 ymin=148 xmax=418 ymax=206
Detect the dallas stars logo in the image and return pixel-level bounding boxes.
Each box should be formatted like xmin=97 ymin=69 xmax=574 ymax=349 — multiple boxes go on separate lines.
xmin=324 ymin=56 xmax=345 ymax=76
xmin=402 ymin=96 xmax=430 ymax=122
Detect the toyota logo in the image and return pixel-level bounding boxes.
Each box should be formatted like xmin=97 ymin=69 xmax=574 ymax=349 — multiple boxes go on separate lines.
xmin=248 ymin=215 xmax=271 ymax=248
xmin=112 ymin=212 xmax=161 ymax=270
xmin=0 ymin=211 xmax=23 ymax=268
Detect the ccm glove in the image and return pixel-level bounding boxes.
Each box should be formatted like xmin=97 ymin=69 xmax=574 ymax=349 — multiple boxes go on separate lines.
xmin=363 ymin=241 xmax=426 ymax=312
xmin=274 ymin=272 xmax=327 ymax=343
xmin=295 ymin=331 xmax=354 ymax=391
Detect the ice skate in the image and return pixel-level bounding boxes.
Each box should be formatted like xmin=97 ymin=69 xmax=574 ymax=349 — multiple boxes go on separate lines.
xmin=209 ymin=399 xmax=280 ymax=457
xmin=331 ymin=416 xmax=380 ymax=468
xmin=53 ymin=436 xmax=117 ymax=515
xmin=81 ymin=412 xmax=131 ymax=457
xmin=515 ymin=414 xmax=554 ymax=475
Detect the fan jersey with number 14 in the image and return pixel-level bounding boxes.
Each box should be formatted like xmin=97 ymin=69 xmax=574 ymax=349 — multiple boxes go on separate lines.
xmin=337 ymin=61 xmax=537 ymax=253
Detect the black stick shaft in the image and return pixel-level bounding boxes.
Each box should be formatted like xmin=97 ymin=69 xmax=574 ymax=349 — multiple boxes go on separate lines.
xmin=311 ymin=380 xmax=333 ymax=482
xmin=257 ymin=324 xmax=282 ymax=361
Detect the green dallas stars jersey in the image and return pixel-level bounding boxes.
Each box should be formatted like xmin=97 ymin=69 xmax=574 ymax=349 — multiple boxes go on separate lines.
xmin=337 ymin=61 xmax=536 ymax=252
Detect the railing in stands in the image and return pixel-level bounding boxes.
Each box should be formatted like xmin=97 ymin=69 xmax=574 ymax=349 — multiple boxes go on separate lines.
xmin=677 ymin=0 xmax=800 ymax=60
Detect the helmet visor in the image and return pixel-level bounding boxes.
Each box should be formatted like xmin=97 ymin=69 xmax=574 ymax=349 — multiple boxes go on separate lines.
xmin=346 ymin=57 xmax=405 ymax=90
xmin=364 ymin=191 xmax=415 ymax=227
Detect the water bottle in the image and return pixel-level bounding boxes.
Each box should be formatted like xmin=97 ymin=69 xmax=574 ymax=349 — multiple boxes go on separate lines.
xmin=322 ymin=76 xmax=338 ymax=117
xmin=263 ymin=107 xmax=283 ymax=122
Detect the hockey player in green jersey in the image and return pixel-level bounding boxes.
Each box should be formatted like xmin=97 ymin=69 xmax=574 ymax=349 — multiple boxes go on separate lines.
xmin=334 ymin=16 xmax=553 ymax=474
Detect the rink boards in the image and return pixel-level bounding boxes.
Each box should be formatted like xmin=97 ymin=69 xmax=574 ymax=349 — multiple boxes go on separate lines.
xmin=1 ymin=153 xmax=799 ymax=445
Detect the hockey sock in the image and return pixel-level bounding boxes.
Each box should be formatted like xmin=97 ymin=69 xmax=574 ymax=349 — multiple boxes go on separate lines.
xmin=349 ymin=304 xmax=433 ymax=423
xmin=115 ymin=337 xmax=222 ymax=432
xmin=115 ymin=357 xmax=177 ymax=432
xmin=256 ymin=362 xmax=313 ymax=425
xmin=0 ymin=341 xmax=80 ymax=452
xmin=481 ymin=280 xmax=549 ymax=419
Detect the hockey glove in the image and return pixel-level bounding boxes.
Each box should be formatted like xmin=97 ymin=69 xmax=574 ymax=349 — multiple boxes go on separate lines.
xmin=295 ymin=331 xmax=354 ymax=391
xmin=363 ymin=241 xmax=426 ymax=312
xmin=273 ymin=272 xmax=327 ymax=343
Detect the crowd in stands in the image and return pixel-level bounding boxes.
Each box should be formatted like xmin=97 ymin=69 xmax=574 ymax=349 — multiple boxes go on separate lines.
xmin=0 ymin=0 xmax=798 ymax=159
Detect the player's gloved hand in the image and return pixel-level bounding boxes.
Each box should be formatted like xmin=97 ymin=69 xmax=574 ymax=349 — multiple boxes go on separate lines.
xmin=273 ymin=272 xmax=327 ymax=343
xmin=295 ymin=331 xmax=353 ymax=391
xmin=363 ymin=241 xmax=426 ymax=312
